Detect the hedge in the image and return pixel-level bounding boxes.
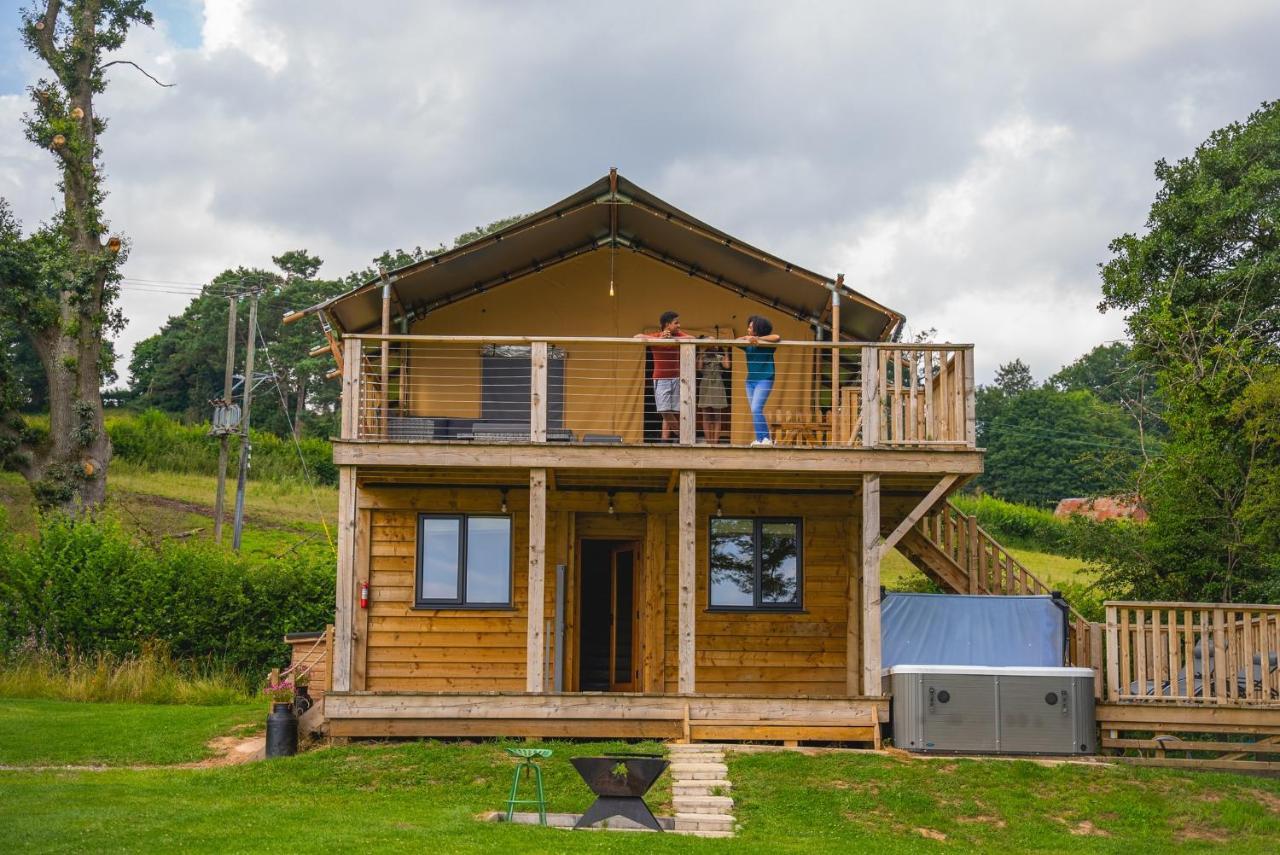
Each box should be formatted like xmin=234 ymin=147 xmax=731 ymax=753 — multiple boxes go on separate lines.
xmin=0 ymin=513 xmax=333 ymax=677
xmin=950 ymin=493 xmax=1073 ymax=554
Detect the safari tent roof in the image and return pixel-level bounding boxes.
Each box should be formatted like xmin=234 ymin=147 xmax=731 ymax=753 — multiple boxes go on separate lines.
xmin=301 ymin=171 xmax=904 ymax=341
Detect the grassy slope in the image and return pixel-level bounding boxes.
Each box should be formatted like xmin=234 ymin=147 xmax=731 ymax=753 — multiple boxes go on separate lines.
xmin=882 ymin=546 xmax=1095 ymax=590
xmin=0 ymin=699 xmax=261 ymax=766
xmin=1 ymin=736 xmax=1276 ymax=853
xmin=0 ymin=465 xmax=336 ymax=566
xmin=2 ymin=468 xmax=1091 ymax=592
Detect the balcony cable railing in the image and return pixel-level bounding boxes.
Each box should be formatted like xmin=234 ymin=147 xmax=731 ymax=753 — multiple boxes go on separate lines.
xmin=340 ymin=335 xmax=975 ymax=451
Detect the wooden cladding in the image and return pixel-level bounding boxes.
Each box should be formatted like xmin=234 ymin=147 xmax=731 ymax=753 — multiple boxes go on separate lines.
xmin=1104 ymin=602 xmax=1280 ymax=706
xmin=356 ymin=485 xmax=865 ymax=698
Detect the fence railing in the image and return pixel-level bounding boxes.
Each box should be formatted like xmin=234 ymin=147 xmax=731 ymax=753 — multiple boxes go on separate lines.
xmin=1104 ymin=602 xmax=1280 ymax=705
xmin=338 ymin=335 xmax=976 ymax=451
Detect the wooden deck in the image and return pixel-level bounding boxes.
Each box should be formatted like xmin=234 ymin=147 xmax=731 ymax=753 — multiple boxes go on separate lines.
xmin=318 ymin=691 xmax=889 ymax=744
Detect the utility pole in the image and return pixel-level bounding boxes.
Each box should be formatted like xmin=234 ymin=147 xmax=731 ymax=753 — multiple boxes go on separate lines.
xmin=231 ymin=293 xmax=259 ymax=552
xmin=213 ymin=296 xmax=237 ymax=543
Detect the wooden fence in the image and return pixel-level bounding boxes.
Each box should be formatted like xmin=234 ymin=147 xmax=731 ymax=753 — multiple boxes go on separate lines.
xmin=1104 ymin=602 xmax=1280 ymax=705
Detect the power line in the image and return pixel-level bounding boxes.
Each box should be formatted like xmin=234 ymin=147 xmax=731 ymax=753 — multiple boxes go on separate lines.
xmin=253 ymin=321 xmax=337 ymax=557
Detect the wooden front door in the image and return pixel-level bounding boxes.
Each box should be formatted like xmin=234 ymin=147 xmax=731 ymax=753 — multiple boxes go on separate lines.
xmin=579 ymin=539 xmax=641 ymax=692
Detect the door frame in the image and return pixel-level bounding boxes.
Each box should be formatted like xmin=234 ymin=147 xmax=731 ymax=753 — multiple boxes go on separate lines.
xmin=607 ymin=541 xmax=641 ymax=692
xmin=572 ymin=529 xmax=645 ymax=693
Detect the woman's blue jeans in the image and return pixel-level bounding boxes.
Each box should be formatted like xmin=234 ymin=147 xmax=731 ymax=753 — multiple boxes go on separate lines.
xmin=745 ymin=378 xmax=773 ymax=441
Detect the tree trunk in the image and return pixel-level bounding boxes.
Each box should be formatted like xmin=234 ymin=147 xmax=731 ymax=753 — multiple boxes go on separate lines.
xmin=293 ymin=379 xmax=307 ymax=439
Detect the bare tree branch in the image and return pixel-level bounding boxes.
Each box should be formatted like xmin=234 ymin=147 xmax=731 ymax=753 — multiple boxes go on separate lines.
xmin=100 ymin=59 xmax=174 ymax=88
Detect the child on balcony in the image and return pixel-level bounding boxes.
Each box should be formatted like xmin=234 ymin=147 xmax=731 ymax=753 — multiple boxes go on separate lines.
xmin=737 ymin=316 xmax=781 ymax=446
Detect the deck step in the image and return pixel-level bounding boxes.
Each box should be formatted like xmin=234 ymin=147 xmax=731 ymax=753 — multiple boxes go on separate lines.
xmin=668 ymin=761 xmax=728 ymax=774
xmin=674 ymin=829 xmax=735 ymax=839
xmin=673 ymin=780 xmax=731 ymax=796
xmin=673 ymin=795 xmax=734 ymax=812
xmin=673 ymin=813 xmax=736 ymax=832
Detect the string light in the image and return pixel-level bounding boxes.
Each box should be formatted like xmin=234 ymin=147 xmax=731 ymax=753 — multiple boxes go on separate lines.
xmin=607 ymin=490 xmax=616 ymax=515
xmin=715 ymin=492 xmax=724 ymax=517
xmin=499 ymin=487 xmax=509 ymax=514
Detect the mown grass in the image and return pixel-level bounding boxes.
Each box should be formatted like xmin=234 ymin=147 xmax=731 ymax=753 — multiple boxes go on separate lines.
xmin=730 ymin=750 xmax=1280 ymax=853
xmin=0 ymin=698 xmax=261 ymax=766
xmin=1 ymin=731 xmax=1276 ymax=852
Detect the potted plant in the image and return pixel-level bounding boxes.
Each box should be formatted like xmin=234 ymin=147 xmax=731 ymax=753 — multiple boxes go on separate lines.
xmin=264 ymin=678 xmax=297 ymax=758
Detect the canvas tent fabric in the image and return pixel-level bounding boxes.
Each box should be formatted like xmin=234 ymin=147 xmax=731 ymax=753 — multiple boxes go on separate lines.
xmin=881 ymin=593 xmax=1068 ymax=669
xmin=301 ymin=172 xmax=903 ymax=342
xmin=400 ymin=252 xmax=819 ymax=445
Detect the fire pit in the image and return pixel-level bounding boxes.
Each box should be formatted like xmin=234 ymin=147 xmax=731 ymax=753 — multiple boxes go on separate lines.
xmin=570 ymin=754 xmax=669 ymax=831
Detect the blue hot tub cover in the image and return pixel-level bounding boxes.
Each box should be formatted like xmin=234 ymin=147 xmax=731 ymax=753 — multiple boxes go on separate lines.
xmin=881 ymin=592 xmax=1067 ymax=669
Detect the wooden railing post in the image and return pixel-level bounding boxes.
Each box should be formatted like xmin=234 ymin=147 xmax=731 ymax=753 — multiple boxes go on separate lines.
xmin=861 ymin=346 xmax=879 ymax=448
xmin=966 ymin=514 xmax=979 ymax=594
xmin=341 ymin=337 xmax=360 ymax=440
xmin=1105 ymin=604 xmax=1119 ymax=702
xmin=679 ymin=342 xmax=696 ymax=446
xmin=530 ymin=341 xmax=548 ymax=443
xmin=962 ymin=346 xmax=976 ymax=446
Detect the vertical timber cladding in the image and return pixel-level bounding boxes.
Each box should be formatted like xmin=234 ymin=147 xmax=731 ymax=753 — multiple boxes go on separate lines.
xmin=359 ymin=485 xmax=564 ymax=692
xmin=663 ymin=491 xmax=860 ymax=696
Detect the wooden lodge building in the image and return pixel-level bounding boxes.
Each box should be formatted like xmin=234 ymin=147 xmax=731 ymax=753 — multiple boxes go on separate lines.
xmin=288 ymin=170 xmax=1026 ymax=744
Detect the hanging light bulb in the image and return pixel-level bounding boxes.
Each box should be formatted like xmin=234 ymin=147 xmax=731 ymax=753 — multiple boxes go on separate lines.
xmin=607 ymin=490 xmax=616 ymax=515
xmin=608 ymin=242 xmax=616 ymax=297
xmin=499 ymin=487 xmax=509 ymax=514
xmin=715 ymin=492 xmax=724 ymax=517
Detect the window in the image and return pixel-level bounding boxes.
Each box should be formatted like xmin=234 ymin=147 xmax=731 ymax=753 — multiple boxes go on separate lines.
xmin=708 ymin=517 xmax=801 ymax=610
xmin=416 ymin=514 xmax=513 ymax=608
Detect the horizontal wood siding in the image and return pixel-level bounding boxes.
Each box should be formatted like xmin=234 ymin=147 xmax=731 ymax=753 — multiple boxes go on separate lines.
xmin=358 ymin=486 xmax=861 ymax=696
xmin=664 ymin=493 xmax=859 ymax=696
xmin=362 ymin=487 xmax=560 ymax=693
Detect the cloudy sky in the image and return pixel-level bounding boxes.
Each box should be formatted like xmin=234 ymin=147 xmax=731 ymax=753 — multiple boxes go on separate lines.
xmin=2 ymin=1 xmax=1277 ymax=383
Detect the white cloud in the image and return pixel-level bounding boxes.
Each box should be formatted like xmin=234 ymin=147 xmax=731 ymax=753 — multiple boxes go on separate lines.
xmin=0 ymin=0 xmax=1275 ymax=384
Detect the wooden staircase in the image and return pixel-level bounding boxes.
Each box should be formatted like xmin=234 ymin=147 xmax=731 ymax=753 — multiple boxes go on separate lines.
xmin=894 ymin=501 xmax=1098 ymax=670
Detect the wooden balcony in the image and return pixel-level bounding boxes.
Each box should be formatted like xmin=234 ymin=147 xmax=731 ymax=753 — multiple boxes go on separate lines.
xmin=336 ymin=335 xmax=976 ymax=459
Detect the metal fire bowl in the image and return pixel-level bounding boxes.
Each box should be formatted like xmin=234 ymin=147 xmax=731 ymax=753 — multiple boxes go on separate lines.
xmin=570 ymin=755 xmax=669 ymax=798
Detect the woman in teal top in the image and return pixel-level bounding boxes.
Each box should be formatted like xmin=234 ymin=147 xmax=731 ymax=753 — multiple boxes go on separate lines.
xmin=737 ymin=315 xmax=781 ymax=445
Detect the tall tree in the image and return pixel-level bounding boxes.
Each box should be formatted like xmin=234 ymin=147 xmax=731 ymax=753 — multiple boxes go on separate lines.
xmin=1085 ymin=100 xmax=1280 ymax=602
xmin=0 ymin=2 xmax=157 ymax=511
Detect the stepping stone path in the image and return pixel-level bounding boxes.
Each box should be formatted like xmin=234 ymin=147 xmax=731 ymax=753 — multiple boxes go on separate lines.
xmin=668 ymin=744 xmax=737 ymax=838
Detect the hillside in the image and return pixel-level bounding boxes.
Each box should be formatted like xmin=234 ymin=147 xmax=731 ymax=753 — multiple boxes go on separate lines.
xmin=1 ymin=464 xmax=1095 ymax=597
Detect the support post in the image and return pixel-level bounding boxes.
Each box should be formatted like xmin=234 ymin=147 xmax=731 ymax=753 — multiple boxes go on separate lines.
xmin=861 ymin=345 xmax=879 ymax=448
xmin=967 ymin=514 xmax=980 ymax=594
xmin=332 ymin=465 xmax=357 ymax=692
xmin=527 ymin=468 xmax=547 ymax=692
xmin=679 ymin=342 xmax=696 ymax=445
xmin=530 ymin=341 xmax=548 ymax=443
xmin=213 ymin=296 xmax=237 ymax=543
xmin=380 ymin=279 xmax=391 ymax=438
xmin=830 ymin=280 xmax=841 ymax=443
xmin=861 ymin=473 xmax=882 ymax=696
xmin=341 ymin=337 xmax=361 ymax=439
xmin=963 ymin=346 xmax=976 ymax=446
xmin=351 ymin=507 xmax=371 ymax=691
xmin=678 ymin=470 xmax=697 ymax=693
xmin=231 ymin=293 xmax=258 ymax=552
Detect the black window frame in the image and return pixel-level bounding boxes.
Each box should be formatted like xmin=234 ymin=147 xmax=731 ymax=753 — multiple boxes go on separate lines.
xmin=414 ymin=513 xmax=514 ymax=609
xmin=706 ymin=516 xmax=804 ymax=612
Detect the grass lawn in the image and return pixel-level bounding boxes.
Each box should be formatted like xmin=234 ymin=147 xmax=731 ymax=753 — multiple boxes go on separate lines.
xmin=2 ymin=732 xmax=1277 ymax=853
xmin=0 ymin=699 xmax=261 ymax=766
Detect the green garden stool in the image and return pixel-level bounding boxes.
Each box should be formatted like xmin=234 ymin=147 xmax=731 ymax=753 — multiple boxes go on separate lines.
xmin=504 ymin=747 xmax=553 ymax=825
